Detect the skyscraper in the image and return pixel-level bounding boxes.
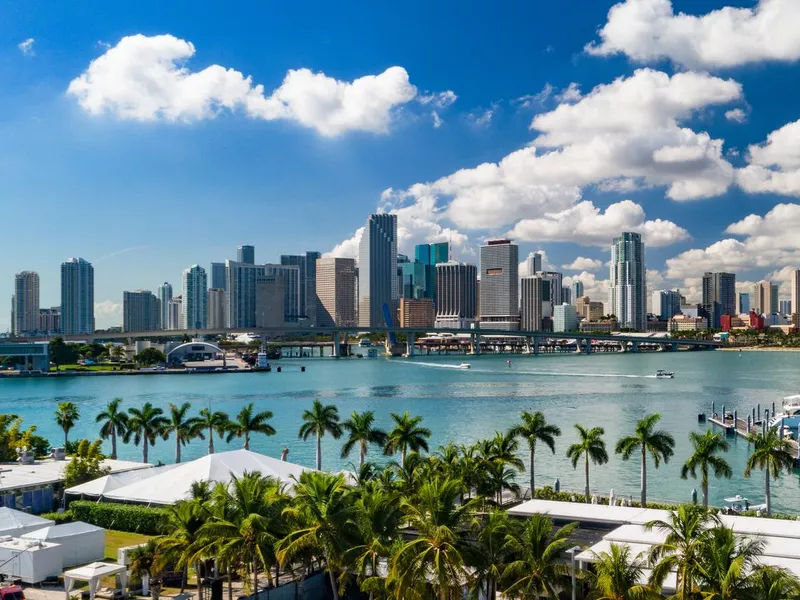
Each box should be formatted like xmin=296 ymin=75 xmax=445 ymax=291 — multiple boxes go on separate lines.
xmin=520 ymin=276 xmax=543 ymax=331
xmin=182 ymin=265 xmax=208 ymax=329
xmin=752 ymin=281 xmax=779 ymax=315
xmin=609 ymin=232 xmax=646 ymax=331
xmin=651 ymin=290 xmax=682 ymax=320
xmin=561 ymin=286 xmax=572 ymax=306
xmin=538 ymin=271 xmax=563 ymax=318
xmin=207 ymin=288 xmax=226 ymax=329
xmin=316 ymin=257 xmax=357 ymax=327
xmin=226 ymin=261 xmax=300 ymax=326
xmin=790 ymin=271 xmax=800 ymax=319
xmin=210 ymin=263 xmax=227 ymax=291
xmin=414 ymin=242 xmax=449 ymax=300
xmin=123 ymin=290 xmax=160 ymax=332
xmin=571 ymin=281 xmax=584 ymax=303
xmin=255 ymin=276 xmax=285 ymax=328
xmin=779 ymin=299 xmax=792 ymax=315
xmin=167 ymin=297 xmax=182 ymax=330
xmin=157 ymin=282 xmax=173 ymax=330
xmin=358 ymin=213 xmax=398 ymax=328
xmin=553 ymin=304 xmax=578 ymax=332
xmin=434 ymin=261 xmax=477 ymax=329
xmin=281 ymin=251 xmax=322 ymax=323
xmin=738 ymin=292 xmax=750 ymax=315
xmin=479 ymin=240 xmax=520 ymax=330
xmin=702 ymin=272 xmax=736 ymax=328
xmin=237 ymin=245 xmax=255 ymax=265
xmin=524 ymin=252 xmax=542 ymax=276
xmin=61 ymin=258 xmax=94 ymax=335
xmin=12 ymin=271 xmax=40 ymax=336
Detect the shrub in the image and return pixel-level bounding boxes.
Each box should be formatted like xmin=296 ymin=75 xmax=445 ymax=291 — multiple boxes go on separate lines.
xmin=40 ymin=510 xmax=74 ymax=524
xmin=70 ymin=500 xmax=168 ymax=534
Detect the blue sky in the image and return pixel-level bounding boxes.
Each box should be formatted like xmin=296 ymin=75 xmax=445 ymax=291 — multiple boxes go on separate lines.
xmin=3 ymin=0 xmax=800 ymax=329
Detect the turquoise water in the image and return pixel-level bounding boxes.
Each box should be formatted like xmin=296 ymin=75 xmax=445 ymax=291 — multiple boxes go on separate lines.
xmin=1 ymin=351 xmax=799 ymax=512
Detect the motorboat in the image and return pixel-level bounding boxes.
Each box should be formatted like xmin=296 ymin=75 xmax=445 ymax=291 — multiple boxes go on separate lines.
xmin=457 ymin=363 xmax=471 ymax=369
xmin=768 ymin=395 xmax=800 ymax=430
xmin=723 ymin=495 xmax=767 ymax=514
xmin=655 ymin=369 xmax=674 ymax=379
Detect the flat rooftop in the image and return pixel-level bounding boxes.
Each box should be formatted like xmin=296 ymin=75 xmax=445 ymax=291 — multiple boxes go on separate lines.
xmin=0 ymin=458 xmax=150 ymax=491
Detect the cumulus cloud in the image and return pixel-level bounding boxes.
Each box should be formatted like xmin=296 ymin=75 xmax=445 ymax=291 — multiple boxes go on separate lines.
xmin=725 ymin=108 xmax=748 ymax=124
xmin=95 ymin=300 xmax=122 ymax=316
xmin=564 ymin=272 xmax=609 ymax=305
xmin=562 ymin=257 xmax=604 ymax=271
xmin=417 ymin=90 xmax=457 ymax=108
xmin=519 ymin=251 xmax=555 ymax=277
xmin=737 ymin=119 xmax=800 ymax=196
xmin=68 ymin=34 xmax=419 ymax=136
xmin=18 ymin=38 xmax=35 ymax=56
xmin=586 ymin=0 xmax=800 ymax=69
xmin=554 ymin=82 xmax=582 ymax=103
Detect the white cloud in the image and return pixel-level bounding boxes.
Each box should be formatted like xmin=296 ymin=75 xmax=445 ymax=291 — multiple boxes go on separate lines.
xmin=737 ymin=119 xmax=800 ymax=196
xmin=586 ymin=0 xmax=800 ymax=69
xmin=514 ymin=84 xmax=553 ymax=109
xmin=327 ymin=227 xmax=363 ymax=259
xmin=418 ymin=90 xmax=457 ymax=108
xmin=431 ymin=111 xmax=443 ymax=129
xmin=725 ymin=108 xmax=748 ymax=124
xmin=68 ymin=34 xmax=418 ymax=136
xmin=508 ymin=200 xmax=690 ymax=248
xmin=564 ymin=272 xmax=609 ymax=305
xmin=17 ymin=38 xmax=35 ymax=56
xmin=95 ymin=301 xmax=122 ymax=316
xmin=519 ymin=251 xmax=555 ymax=277
xmin=554 ymin=82 xmax=582 ymax=103
xmin=467 ymin=107 xmax=495 ymax=127
xmin=562 ymin=257 xmax=603 ymax=271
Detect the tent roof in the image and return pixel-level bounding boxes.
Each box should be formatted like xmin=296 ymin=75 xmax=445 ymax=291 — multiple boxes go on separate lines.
xmin=65 ymin=562 xmax=126 ymax=580
xmin=22 ymin=521 xmax=103 ymax=540
xmin=103 ymin=449 xmax=312 ymax=505
xmin=0 ymin=507 xmax=54 ymax=532
xmin=66 ymin=464 xmax=180 ymax=496
xmin=508 ymin=499 xmax=669 ymax=526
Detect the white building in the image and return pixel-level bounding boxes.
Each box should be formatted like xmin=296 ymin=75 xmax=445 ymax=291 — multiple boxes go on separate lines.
xmin=520 ymin=276 xmax=543 ymax=331
xmin=157 ymin=282 xmax=173 ymax=330
xmin=167 ymin=296 xmax=182 ymax=330
xmin=182 ymin=265 xmax=207 ymax=330
xmin=434 ymin=261 xmax=477 ymax=329
xmin=207 ymin=288 xmax=226 ymax=329
xmin=553 ymin=303 xmax=578 ymax=332
xmin=609 ymin=232 xmax=646 ymax=330
xmin=479 ymin=240 xmax=519 ymax=330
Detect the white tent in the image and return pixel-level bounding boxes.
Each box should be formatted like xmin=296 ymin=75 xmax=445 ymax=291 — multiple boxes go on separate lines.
xmin=103 ymin=449 xmax=313 ymax=505
xmin=22 ymin=521 xmax=105 ymax=568
xmin=64 ymin=562 xmax=128 ymax=600
xmin=0 ymin=508 xmax=54 ymax=537
xmin=65 ymin=464 xmax=180 ymax=497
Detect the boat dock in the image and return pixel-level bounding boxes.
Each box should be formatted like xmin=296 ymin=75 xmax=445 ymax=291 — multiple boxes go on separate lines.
xmin=706 ymin=400 xmax=800 ymax=461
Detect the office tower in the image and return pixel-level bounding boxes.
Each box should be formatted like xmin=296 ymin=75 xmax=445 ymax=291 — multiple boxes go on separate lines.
xmin=167 ymin=297 xmax=182 ymax=330
xmin=226 ymin=261 xmax=300 ymax=326
xmin=358 ymin=213 xmax=398 ymax=328
xmin=281 ymin=251 xmax=322 ymax=324
xmin=398 ymin=298 xmax=435 ymax=327
xmin=702 ymin=272 xmax=735 ymax=328
xmin=576 ymin=296 xmax=604 ymax=321
xmin=263 ymin=264 xmax=300 ymax=323
xmin=609 ymin=232 xmax=646 ymax=330
xmin=12 ymin=271 xmax=40 ymax=335
xmin=520 ymin=276 xmax=543 ymax=331
xmin=237 ymin=245 xmax=255 ymax=265
xmin=524 ymin=252 xmax=542 ymax=276
xmin=182 ymin=265 xmax=208 ymax=329
xmin=791 ymin=271 xmax=800 ymax=319
xmin=123 ymin=290 xmax=159 ymax=332
xmin=779 ymin=299 xmax=792 ymax=315
xmin=316 ymin=257 xmax=357 ymax=327
xmin=553 ymin=303 xmax=578 ymax=332
xmin=479 ymin=240 xmax=520 ymax=330
xmin=399 ymin=260 xmax=427 ymax=299
xmin=255 ymin=276 xmax=285 ymax=328
xmin=157 ymin=282 xmax=173 ymax=330
xmin=571 ymin=281 xmax=584 ymax=303
xmin=752 ymin=281 xmax=779 ymax=315
xmin=737 ymin=292 xmax=750 ymax=315
xmin=61 ymin=258 xmax=94 ymax=335
xmin=414 ymin=242 xmax=449 ymax=300
xmin=207 ymin=288 xmax=226 ymax=329
xmin=651 ymin=290 xmax=682 ymax=320
xmin=562 ymin=286 xmax=572 ymax=306
xmin=538 ymin=271 xmax=563 ymax=318
xmin=210 ymin=263 xmax=227 ymax=291
xmin=39 ymin=307 xmax=60 ymax=334
xmin=434 ymin=261 xmax=477 ymax=329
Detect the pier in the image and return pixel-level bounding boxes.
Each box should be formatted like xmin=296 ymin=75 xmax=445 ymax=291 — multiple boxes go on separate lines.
xmin=707 ymin=401 xmax=800 ymax=462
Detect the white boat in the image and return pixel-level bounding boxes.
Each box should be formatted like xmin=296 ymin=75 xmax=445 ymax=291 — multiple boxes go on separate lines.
xmin=723 ymin=495 xmax=767 ymax=514
xmin=457 ymin=363 xmax=471 ymax=370
xmin=655 ymin=369 xmax=674 ymax=379
xmin=768 ymin=395 xmax=800 ymax=430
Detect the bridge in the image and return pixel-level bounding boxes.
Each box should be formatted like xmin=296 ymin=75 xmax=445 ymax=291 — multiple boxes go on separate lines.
xmin=2 ymin=326 xmax=721 ymax=357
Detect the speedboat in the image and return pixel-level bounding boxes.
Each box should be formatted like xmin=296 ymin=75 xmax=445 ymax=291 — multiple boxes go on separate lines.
xmin=768 ymin=395 xmax=800 ymax=430
xmin=723 ymin=495 xmax=767 ymax=514
xmin=457 ymin=363 xmax=471 ymax=369
xmin=655 ymin=369 xmax=674 ymax=379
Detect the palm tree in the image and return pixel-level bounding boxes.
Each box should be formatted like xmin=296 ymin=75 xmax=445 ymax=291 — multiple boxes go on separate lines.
xmin=500 ymin=513 xmax=577 ymax=599
xmin=471 ymin=511 xmax=512 ymax=600
xmin=680 ymin=430 xmax=732 ymax=508
xmin=384 ymin=411 xmax=431 ymax=463
xmin=744 ymin=428 xmax=796 ymax=517
xmin=225 ymin=403 xmax=275 ymax=450
xmin=645 ymin=505 xmax=718 ymax=599
xmin=55 ymin=401 xmax=80 ymax=448
xmin=508 ymin=410 xmax=561 ymax=495
xmin=163 ymin=402 xmax=203 ymax=464
xmin=198 ymin=407 xmax=230 ymax=455
xmin=277 ymin=471 xmax=355 ymax=600
xmin=587 ymin=543 xmax=660 ymax=600
xmin=125 ymin=403 xmax=169 ymax=463
xmin=566 ymin=425 xmax=609 ymax=503
xmin=341 ymin=411 xmax=387 ymax=469
xmin=298 ymin=400 xmax=342 ymax=470
xmin=155 ymin=500 xmax=209 ymax=593
xmin=478 ymin=433 xmax=525 ymax=506
xmin=95 ymin=397 xmax=128 ymax=459
xmin=746 ymin=566 xmax=800 ymax=600
xmin=694 ymin=524 xmax=765 ymax=600
xmin=615 ymin=413 xmax=675 ymax=507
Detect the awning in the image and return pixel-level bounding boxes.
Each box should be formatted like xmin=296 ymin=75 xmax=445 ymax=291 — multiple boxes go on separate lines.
xmin=64 ymin=562 xmax=128 ymax=600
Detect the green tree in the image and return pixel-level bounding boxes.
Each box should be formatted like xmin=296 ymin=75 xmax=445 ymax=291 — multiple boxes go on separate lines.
xmin=471 ymin=511 xmax=512 ymax=600
xmin=341 ymin=411 xmax=388 ymax=470
xmin=746 ymin=567 xmax=800 ymax=600
xmin=128 ymin=540 xmax=163 ymax=600
xmin=384 ymin=411 xmax=431 ymax=463
xmin=63 ymin=439 xmax=110 ymax=487
xmin=508 ymin=410 xmax=561 ymax=494
xmin=225 ymin=403 xmax=275 ymax=450
xmin=478 ymin=433 xmax=525 ymax=506
xmin=680 ymin=430 xmax=732 ymax=508
xmin=198 ymin=408 xmax=230 ymax=455
xmin=49 ymin=336 xmax=77 ymax=369
xmin=125 ymin=403 xmax=169 ymax=463
xmin=615 ymin=413 xmax=675 ymax=507
xmin=95 ymin=397 xmax=128 ymax=460
xmin=566 ymin=425 xmax=609 ymax=503
xmin=163 ymin=402 xmax=203 ymax=464
xmin=744 ymin=428 xmax=796 ymax=517
xmin=694 ymin=525 xmax=765 ymax=600
xmin=154 ymin=500 xmax=208 ymax=593
xmin=587 ymin=543 xmax=661 ymax=600
xmin=298 ymin=400 xmax=342 ymax=470
xmin=136 ymin=348 xmax=167 ymax=366
xmin=55 ymin=401 xmax=80 ymax=448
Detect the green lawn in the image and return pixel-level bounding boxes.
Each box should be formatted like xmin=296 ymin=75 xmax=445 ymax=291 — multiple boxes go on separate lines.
xmin=51 ymin=364 xmax=131 ymax=372
xmin=104 ymin=530 xmax=153 ymax=562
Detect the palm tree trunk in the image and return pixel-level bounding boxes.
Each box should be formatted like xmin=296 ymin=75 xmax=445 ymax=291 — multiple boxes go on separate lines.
xmin=401 ymin=446 xmax=407 ymax=464
xmin=227 ymin=565 xmax=232 ymax=600
xmin=327 ymin=567 xmax=339 ymax=600
xmin=584 ymin=452 xmax=590 ymax=503
xmin=143 ymin=439 xmax=149 ymax=463
xmin=765 ymin=468 xmax=771 ymax=516
xmin=196 ymin=562 xmax=203 ymax=600
xmin=253 ymin=560 xmax=258 ymax=600
xmin=208 ymin=427 xmax=214 ymax=454
xmin=244 ymin=432 xmax=250 ymax=450
xmin=702 ymin=468 xmax=709 ymax=508
xmin=111 ymin=430 xmax=117 ymax=460
xmin=180 ymin=564 xmax=187 ymax=593
xmin=360 ymin=441 xmax=366 ymax=469
xmin=529 ymin=447 xmax=535 ymax=494
xmin=641 ymin=444 xmax=647 ymax=507
xmin=176 ymin=437 xmax=181 ymax=464
xmin=64 ymin=428 xmax=68 ymax=449
xmin=316 ymin=432 xmax=322 ymax=470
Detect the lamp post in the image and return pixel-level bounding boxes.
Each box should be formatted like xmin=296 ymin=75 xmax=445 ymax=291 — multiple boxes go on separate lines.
xmin=568 ymin=545 xmax=582 ymax=600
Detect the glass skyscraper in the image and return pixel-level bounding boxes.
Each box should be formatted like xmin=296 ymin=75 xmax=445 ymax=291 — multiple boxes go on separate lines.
xmin=609 ymin=232 xmax=646 ymax=330
xmin=157 ymin=282 xmax=173 ymax=330
xmin=358 ymin=214 xmax=398 ymax=328
xmin=61 ymin=258 xmax=94 ymax=335
xmin=182 ymin=265 xmax=208 ymax=330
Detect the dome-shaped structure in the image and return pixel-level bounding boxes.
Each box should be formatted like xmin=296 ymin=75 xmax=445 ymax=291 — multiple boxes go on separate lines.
xmin=167 ymin=341 xmax=222 ymax=365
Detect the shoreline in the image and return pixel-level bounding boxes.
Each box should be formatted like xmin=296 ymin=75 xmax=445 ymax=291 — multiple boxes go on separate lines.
xmin=718 ymin=346 xmax=800 ymax=352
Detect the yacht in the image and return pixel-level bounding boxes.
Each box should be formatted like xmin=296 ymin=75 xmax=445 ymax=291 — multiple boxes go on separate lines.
xmin=457 ymin=363 xmax=471 ymax=369
xmin=768 ymin=395 xmax=800 ymax=429
xmin=655 ymin=369 xmax=674 ymax=379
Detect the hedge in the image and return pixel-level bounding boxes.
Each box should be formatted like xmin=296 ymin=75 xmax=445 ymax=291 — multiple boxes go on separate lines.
xmin=70 ymin=501 xmax=168 ymax=535
xmin=40 ymin=510 xmax=74 ymax=524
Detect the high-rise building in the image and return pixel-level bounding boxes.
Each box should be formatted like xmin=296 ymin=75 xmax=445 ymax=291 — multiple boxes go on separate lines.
xmin=207 ymin=288 xmax=226 ymax=329
xmin=226 ymin=261 xmax=300 ymax=327
xmin=562 ymin=286 xmax=572 ymax=306
xmin=123 ymin=290 xmax=160 ymax=332
xmin=210 ymin=263 xmax=227 ymax=291
xmin=398 ymin=298 xmax=435 ymax=328
xmin=571 ymin=281 xmax=584 ymax=303
xmin=39 ymin=307 xmax=60 ymax=334
xmin=702 ymin=272 xmax=736 ymax=328
xmin=413 ymin=242 xmax=449 ymax=300
xmin=738 ymin=292 xmax=750 ymax=315
xmin=538 ymin=272 xmax=563 ymax=318
xmin=61 ymin=258 xmax=94 ymax=335
xmin=157 ymin=283 xmax=173 ymax=330
xmin=479 ymin=240 xmax=520 ymax=330
xmin=553 ymin=303 xmax=578 ymax=332
xmin=263 ymin=264 xmax=300 ymax=323
xmin=182 ymin=265 xmax=208 ymax=329
xmin=12 ymin=271 xmax=40 ymax=336
xmin=358 ymin=213 xmax=398 ymax=328
xmin=790 ymin=271 xmax=800 ymax=320
xmin=520 ymin=276 xmax=543 ymax=331
xmin=167 ymin=297 xmax=182 ymax=330
xmin=281 ymin=252 xmax=322 ymax=323
xmin=434 ymin=261 xmax=477 ymax=329
xmin=651 ymin=290 xmax=682 ymax=320
xmin=316 ymin=257 xmax=357 ymax=327
xmin=752 ymin=281 xmax=779 ymax=315
xmin=237 ymin=245 xmax=255 ymax=265
xmin=609 ymin=232 xmax=646 ymax=331
xmin=255 ymin=276 xmax=285 ymax=328
xmin=399 ymin=260 xmax=427 ymax=299
xmin=576 ymin=296 xmax=604 ymax=321
xmin=524 ymin=252 xmax=542 ymax=276
xmin=779 ymin=299 xmax=792 ymax=315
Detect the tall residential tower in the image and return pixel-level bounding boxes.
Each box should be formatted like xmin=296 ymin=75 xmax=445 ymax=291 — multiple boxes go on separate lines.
xmin=609 ymin=232 xmax=646 ymax=330
xmin=61 ymin=258 xmax=94 ymax=335
xmin=12 ymin=271 xmax=40 ymax=336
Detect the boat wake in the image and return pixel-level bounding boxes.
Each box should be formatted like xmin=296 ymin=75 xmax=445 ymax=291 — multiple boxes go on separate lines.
xmin=402 ymin=363 xmax=656 ymax=378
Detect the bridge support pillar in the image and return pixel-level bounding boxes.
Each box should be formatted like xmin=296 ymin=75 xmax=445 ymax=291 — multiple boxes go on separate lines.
xmin=471 ymin=333 xmax=481 ymax=355
xmin=672 ymin=342 xmax=679 ymax=352
xmin=631 ymin=342 xmax=639 ymax=353
xmin=332 ymin=331 xmax=340 ymax=358
xmin=406 ymin=333 xmax=416 ymax=357
xmin=583 ymin=339 xmax=592 ymax=355
xmin=533 ymin=337 xmax=539 ymax=356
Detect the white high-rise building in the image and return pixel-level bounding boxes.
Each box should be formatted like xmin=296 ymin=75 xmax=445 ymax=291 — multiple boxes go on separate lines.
xmin=790 ymin=271 xmax=800 ymax=319
xmin=207 ymin=288 xmax=226 ymax=329
xmin=609 ymin=232 xmax=646 ymax=330
xmin=157 ymin=283 xmax=172 ymax=330
xmin=571 ymin=281 xmax=584 ymax=303
xmin=479 ymin=240 xmax=520 ymax=330
xmin=316 ymin=258 xmax=357 ymax=327
xmin=434 ymin=261 xmax=477 ymax=329
xmin=12 ymin=271 xmax=40 ymax=336
xmin=358 ymin=213 xmax=398 ymax=328
xmin=752 ymin=280 xmax=779 ymax=315
xmin=553 ymin=303 xmax=578 ymax=332
xmin=167 ymin=297 xmax=182 ymax=330
xmin=520 ymin=276 xmax=543 ymax=331
xmin=61 ymin=258 xmax=94 ymax=335
xmin=182 ymin=265 xmax=208 ymax=330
